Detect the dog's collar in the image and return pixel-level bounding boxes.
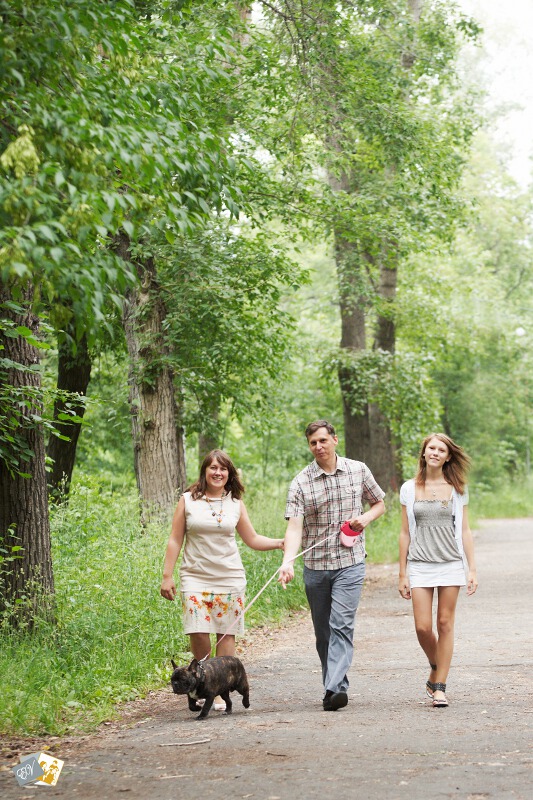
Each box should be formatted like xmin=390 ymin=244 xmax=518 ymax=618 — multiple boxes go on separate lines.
xmin=196 ymin=660 xmax=207 ymax=688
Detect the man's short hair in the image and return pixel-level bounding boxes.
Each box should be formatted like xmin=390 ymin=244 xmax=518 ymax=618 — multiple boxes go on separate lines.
xmin=305 ymin=420 xmax=336 ymax=439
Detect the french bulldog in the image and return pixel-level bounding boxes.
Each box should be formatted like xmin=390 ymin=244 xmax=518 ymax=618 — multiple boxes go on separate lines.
xmin=170 ymin=655 xmax=250 ymax=720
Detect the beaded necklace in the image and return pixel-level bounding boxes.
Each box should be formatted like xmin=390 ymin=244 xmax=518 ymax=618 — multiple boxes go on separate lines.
xmin=203 ymin=492 xmax=227 ymax=526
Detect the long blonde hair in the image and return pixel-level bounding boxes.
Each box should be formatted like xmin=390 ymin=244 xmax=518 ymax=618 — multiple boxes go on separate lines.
xmin=415 ymin=433 xmax=471 ymax=494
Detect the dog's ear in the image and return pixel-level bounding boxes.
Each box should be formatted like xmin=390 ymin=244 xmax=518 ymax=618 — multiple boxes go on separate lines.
xmin=171 ymin=659 xmax=178 ymax=670
xmin=188 ymin=658 xmax=198 ymax=670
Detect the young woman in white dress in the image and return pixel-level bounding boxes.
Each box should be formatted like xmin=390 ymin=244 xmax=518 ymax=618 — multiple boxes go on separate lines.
xmin=161 ymin=449 xmax=284 ymax=710
xmin=399 ymin=433 xmax=478 ymax=708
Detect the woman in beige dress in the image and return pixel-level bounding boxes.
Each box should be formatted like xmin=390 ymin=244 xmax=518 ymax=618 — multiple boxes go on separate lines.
xmin=161 ymin=449 xmax=284 ymax=710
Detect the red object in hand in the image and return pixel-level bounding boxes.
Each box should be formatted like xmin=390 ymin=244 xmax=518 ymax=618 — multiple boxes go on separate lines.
xmin=340 ymin=520 xmax=362 ymax=547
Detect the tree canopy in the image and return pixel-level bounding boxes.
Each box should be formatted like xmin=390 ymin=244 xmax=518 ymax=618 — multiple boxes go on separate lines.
xmin=1 ymin=0 xmax=531 ymax=621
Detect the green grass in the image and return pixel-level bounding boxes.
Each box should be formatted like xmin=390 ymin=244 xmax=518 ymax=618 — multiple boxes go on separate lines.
xmin=1 ymin=475 xmax=530 ymax=736
xmin=469 ymin=477 xmax=533 ymax=522
xmin=365 ymin=495 xmax=401 ymax=564
xmin=1 ymin=477 xmax=184 ymax=735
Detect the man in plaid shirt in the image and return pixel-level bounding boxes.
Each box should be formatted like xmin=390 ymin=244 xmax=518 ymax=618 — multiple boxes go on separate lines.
xmin=279 ymin=420 xmax=385 ymax=711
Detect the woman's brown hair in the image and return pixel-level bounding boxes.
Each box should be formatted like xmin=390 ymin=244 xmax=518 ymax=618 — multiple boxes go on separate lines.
xmin=415 ymin=433 xmax=471 ymax=494
xmin=188 ymin=449 xmax=245 ymax=500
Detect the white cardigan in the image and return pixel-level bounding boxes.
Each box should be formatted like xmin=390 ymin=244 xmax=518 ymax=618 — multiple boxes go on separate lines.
xmin=400 ymin=478 xmax=468 ymax=558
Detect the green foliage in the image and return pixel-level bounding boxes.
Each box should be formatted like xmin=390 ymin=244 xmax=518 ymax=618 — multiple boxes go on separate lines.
xmin=149 ymin=222 xmax=305 ymax=435
xmin=0 ymin=0 xmax=249 ymax=327
xmin=0 ymin=304 xmax=57 ymax=476
xmin=260 ymin=0 xmax=479 ymax=249
xmin=361 ymin=494 xmax=401 ymax=565
xmin=470 ymin=478 xmax=533 ymax=520
xmin=397 ymin=131 xmax=533 ymax=486
xmin=219 ymin=240 xmax=345 ymax=484
xmin=328 ymin=347 xmax=441 ymax=473
xmin=69 ymin=351 xmax=134 ymax=478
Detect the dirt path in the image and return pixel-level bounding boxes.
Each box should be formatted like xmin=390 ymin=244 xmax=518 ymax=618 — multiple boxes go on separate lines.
xmin=1 ymin=519 xmax=531 ymax=799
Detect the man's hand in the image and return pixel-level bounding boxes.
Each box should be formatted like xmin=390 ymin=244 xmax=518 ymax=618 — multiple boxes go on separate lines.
xmin=278 ymin=562 xmax=295 ymax=588
xmin=350 ymin=499 xmax=385 ymax=532
xmin=347 ymin=515 xmax=366 ymax=533
xmin=277 ymin=517 xmax=303 ymax=588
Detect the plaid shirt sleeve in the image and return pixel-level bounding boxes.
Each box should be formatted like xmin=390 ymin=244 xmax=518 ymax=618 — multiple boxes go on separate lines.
xmin=285 ymin=475 xmax=305 ymax=519
xmin=361 ymin=464 xmax=386 ymax=505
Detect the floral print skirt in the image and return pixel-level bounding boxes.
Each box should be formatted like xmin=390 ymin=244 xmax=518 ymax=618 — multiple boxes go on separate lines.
xmin=181 ymin=589 xmax=245 ymax=634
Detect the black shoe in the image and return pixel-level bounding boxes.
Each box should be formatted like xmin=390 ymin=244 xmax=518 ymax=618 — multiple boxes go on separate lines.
xmin=323 ymin=690 xmax=348 ymax=711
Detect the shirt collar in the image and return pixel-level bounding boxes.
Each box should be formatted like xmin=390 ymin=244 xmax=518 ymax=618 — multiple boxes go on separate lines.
xmin=311 ymin=455 xmax=348 ymax=477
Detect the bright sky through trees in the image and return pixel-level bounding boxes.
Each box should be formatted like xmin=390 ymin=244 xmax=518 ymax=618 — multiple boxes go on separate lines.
xmin=460 ymin=0 xmax=533 ymax=186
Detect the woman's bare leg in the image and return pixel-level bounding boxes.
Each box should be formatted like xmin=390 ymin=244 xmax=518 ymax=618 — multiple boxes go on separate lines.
xmin=411 ymin=587 xmax=438 ymax=691
xmin=215 ymin=633 xmax=236 ymax=657
xmin=433 ymin=585 xmax=460 ymax=700
xmin=189 ymin=632 xmax=212 ymax=661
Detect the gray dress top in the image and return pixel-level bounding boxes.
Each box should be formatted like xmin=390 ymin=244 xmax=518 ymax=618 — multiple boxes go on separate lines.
xmin=408 ymin=500 xmax=462 ymax=563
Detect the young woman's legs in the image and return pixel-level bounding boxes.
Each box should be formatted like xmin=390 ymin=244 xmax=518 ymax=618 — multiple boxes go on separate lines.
xmin=411 ymin=587 xmax=438 ymax=668
xmin=411 ymin=585 xmax=460 ymax=700
xmin=433 ymin=585 xmax=460 ymax=697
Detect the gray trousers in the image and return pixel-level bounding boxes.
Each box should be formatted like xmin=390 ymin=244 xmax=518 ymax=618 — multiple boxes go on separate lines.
xmin=304 ymin=562 xmax=365 ymax=694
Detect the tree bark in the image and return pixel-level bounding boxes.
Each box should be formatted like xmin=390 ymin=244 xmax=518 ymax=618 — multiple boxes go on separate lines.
xmin=336 ymin=241 xmax=372 ymax=464
xmin=370 ymin=252 xmax=401 ymax=490
xmin=365 ymin=0 xmax=425 ymax=489
xmin=329 ymin=167 xmax=372 ymax=464
xmin=116 ymin=232 xmax=187 ymax=523
xmin=0 ymin=285 xmax=54 ymax=623
xmin=47 ymin=331 xmax=92 ymax=500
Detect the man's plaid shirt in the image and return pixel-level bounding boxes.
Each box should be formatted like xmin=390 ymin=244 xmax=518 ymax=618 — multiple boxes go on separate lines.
xmin=285 ymin=456 xmax=385 ymax=570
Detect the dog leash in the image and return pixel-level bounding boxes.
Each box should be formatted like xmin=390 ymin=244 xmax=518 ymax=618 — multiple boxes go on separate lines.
xmin=201 ymin=529 xmax=348 ymax=660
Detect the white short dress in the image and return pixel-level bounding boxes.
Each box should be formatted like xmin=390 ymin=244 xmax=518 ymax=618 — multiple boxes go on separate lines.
xmin=407 ymin=499 xmax=466 ymax=588
xmin=179 ymin=492 xmax=246 ymax=634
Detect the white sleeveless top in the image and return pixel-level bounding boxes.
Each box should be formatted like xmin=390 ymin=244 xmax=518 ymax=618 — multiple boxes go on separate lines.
xmin=179 ymin=491 xmax=245 ymax=592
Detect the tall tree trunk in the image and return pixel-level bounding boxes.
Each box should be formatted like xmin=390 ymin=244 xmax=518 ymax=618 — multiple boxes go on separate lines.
xmin=336 ymin=244 xmax=372 ymax=464
xmin=329 ymin=168 xmax=372 ymax=463
xmin=115 ymin=232 xmax=186 ymax=523
xmin=370 ymin=254 xmax=401 ymax=490
xmin=47 ymin=331 xmax=92 ymax=500
xmin=365 ymin=0 xmax=424 ymax=489
xmin=0 ymin=286 xmax=54 ymax=624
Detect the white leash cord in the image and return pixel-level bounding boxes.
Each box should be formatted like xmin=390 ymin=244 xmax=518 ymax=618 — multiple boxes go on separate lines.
xmin=201 ymin=530 xmax=342 ymax=660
